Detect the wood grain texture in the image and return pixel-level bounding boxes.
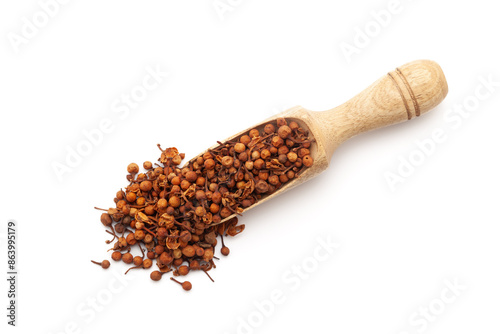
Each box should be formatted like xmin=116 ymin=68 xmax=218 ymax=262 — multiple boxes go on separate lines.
xmin=202 ymin=60 xmax=448 ymax=224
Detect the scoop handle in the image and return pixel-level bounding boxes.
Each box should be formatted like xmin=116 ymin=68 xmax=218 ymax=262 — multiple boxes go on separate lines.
xmin=316 ymin=60 xmax=448 ymax=160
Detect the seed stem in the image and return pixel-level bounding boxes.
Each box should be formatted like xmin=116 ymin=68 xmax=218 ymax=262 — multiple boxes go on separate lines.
xmin=124 ymin=265 xmax=141 ymax=275
xmin=202 ymin=268 xmax=214 ymax=282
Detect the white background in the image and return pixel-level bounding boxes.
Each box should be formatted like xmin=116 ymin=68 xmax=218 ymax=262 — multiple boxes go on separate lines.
xmin=1 ymin=1 xmax=499 ymax=333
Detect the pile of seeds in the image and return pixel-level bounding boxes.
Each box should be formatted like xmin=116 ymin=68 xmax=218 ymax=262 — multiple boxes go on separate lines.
xmin=93 ymin=117 xmax=314 ymax=290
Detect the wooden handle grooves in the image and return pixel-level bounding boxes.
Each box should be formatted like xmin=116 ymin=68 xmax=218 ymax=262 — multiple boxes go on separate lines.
xmin=396 ymin=68 xmax=421 ymax=117
xmin=388 ymin=67 xmax=422 ymax=120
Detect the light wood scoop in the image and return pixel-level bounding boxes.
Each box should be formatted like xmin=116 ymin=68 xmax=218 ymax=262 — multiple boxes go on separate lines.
xmin=202 ymin=59 xmax=448 ymax=224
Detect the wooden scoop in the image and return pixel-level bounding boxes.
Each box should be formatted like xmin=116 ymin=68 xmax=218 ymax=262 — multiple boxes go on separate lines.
xmin=200 ymin=60 xmax=448 ymax=224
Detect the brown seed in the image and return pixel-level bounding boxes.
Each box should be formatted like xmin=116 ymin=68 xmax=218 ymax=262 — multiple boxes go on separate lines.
xmin=203 ymin=249 xmax=214 ymax=262
xmin=127 ymin=209 xmax=137 ymax=219
xmin=251 ymin=150 xmax=260 ymax=160
xmin=234 ymin=143 xmax=246 ymax=153
xmin=289 ymin=121 xmax=299 ymax=131
xmin=287 ymin=152 xmax=298 ymax=163
xmin=179 ymin=231 xmax=192 ymax=243
xmin=180 ymin=180 xmax=191 ymax=191
xmin=182 ymin=245 xmax=196 ymax=257
xmin=278 ymin=145 xmax=289 ymax=155
xmin=122 ymin=253 xmax=133 ymax=264
xmin=154 ymin=167 xmax=163 ymax=175
xmin=170 ymin=277 xmax=192 ymax=291
xmin=221 ymin=156 xmax=234 ymax=168
xmin=210 ymin=203 xmax=220 ymax=214
xmin=172 ymin=155 xmax=182 ymax=165
xmin=238 ymin=151 xmax=248 ymax=162
xmin=195 ymin=190 xmax=206 ymax=201
xmin=111 ymin=251 xmax=122 ymax=261
xmin=143 ymin=259 xmax=153 ymax=269
xmin=126 ymin=232 xmax=137 ymax=245
xmin=155 ymin=245 xmax=165 ymax=254
xmin=303 ymin=155 xmax=314 ymax=167
xmin=244 ymin=161 xmax=253 ymax=170
xmin=150 ymin=271 xmax=163 ymax=281
xmin=220 ymin=207 xmax=232 ymax=218
xmin=212 ymin=192 xmax=222 ymax=204
xmin=268 ymin=175 xmax=279 ymax=185
xmin=116 ymin=200 xmax=127 ymax=210
xmin=118 ymin=237 xmax=128 ymax=248
xmin=258 ymin=171 xmax=268 ymax=181
xmin=195 ymin=206 xmax=206 ymax=217
xmin=171 ymin=176 xmax=181 ymax=185
xmin=100 ymin=213 xmax=112 ymax=226
xmin=254 ymin=159 xmax=265 ymax=170
xmin=278 ymin=125 xmax=292 ymax=139
xmin=255 ymin=180 xmax=269 ymax=194
xmin=115 ymin=223 xmax=125 ymax=234
xmin=178 ymin=265 xmax=189 ymax=276
xmin=260 ymin=149 xmax=271 ymax=159
xmin=125 ymin=192 xmax=136 ymax=203
xmin=140 ymin=180 xmax=153 ymax=192
xmin=133 ymin=256 xmax=143 ymax=266
xmin=127 ymin=163 xmax=139 ymax=174
xmin=221 ymin=246 xmax=230 ymax=256
xmin=159 ymin=252 xmax=173 ymax=265
xmin=180 ymin=281 xmax=193 ymax=291
xmin=169 ymin=196 xmax=181 ymax=208
xmin=276 ymin=117 xmax=287 ymax=127
xmin=271 ymin=136 xmax=284 ymax=147
xmin=249 ymin=129 xmax=260 ymax=138
xmin=101 ymin=260 xmax=110 ymax=269
xmin=195 ymin=247 xmax=205 ymax=257
xmin=122 ymin=204 xmax=131 ymax=215
xmin=91 ymin=260 xmax=110 ymax=269
xmin=204 ymin=159 xmax=215 ymax=170
xmin=240 ymin=135 xmax=251 ymax=146
xmin=264 ymin=123 xmax=275 ymax=134
xmin=157 ymin=227 xmax=168 ymax=239
xmin=185 ymin=171 xmax=197 ymax=182
xmin=298 ymin=148 xmax=310 ymax=158
xmin=136 ymin=196 xmax=146 ymax=206
xmin=173 ymin=248 xmax=182 ymax=259
xmin=206 ymin=170 xmax=215 ymax=179
xmin=145 ymin=205 xmax=155 ymax=216
xmin=157 ymin=198 xmax=168 ymax=209
xmin=134 ymin=230 xmax=145 ymax=241
xmin=196 ymin=177 xmax=206 ymax=187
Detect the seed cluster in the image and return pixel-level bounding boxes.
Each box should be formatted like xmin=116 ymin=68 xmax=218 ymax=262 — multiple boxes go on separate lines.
xmin=94 ymin=117 xmax=314 ymax=290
